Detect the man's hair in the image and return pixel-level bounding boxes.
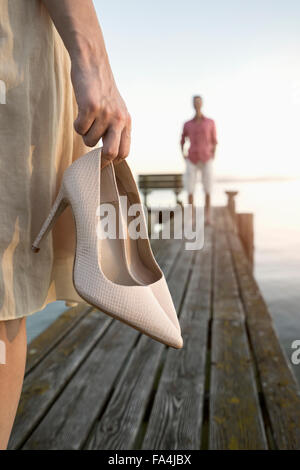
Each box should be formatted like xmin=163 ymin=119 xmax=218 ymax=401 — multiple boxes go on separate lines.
xmin=193 ymin=95 xmax=202 ymax=102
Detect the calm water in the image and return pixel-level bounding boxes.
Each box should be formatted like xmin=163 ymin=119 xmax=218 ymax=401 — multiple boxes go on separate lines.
xmin=27 ymin=179 xmax=300 ymax=384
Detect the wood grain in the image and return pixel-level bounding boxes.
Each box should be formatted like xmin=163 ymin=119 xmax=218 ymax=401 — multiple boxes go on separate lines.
xmin=142 ymin=228 xmax=213 ymax=449
xmin=209 ymin=208 xmax=267 ymax=449
xmin=225 ymin=208 xmax=300 ymax=449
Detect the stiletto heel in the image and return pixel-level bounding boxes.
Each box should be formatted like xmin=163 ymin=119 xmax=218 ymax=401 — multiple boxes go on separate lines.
xmin=31 ymin=185 xmax=68 ymax=253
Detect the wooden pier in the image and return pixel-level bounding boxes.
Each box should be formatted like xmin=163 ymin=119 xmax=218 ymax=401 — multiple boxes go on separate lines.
xmin=8 ymin=204 xmax=300 ymax=450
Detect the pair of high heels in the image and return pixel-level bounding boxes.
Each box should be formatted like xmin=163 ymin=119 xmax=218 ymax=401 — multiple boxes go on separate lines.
xmin=32 ymin=147 xmax=183 ymax=349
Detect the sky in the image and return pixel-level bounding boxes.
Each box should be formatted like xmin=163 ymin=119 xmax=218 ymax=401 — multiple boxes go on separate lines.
xmin=94 ymin=0 xmax=300 ymax=178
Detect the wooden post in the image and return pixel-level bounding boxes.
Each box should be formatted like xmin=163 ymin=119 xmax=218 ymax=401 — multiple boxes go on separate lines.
xmin=225 ymin=191 xmax=238 ymax=219
xmin=236 ymin=213 xmax=254 ymax=270
xmin=225 ymin=191 xmax=254 ymax=269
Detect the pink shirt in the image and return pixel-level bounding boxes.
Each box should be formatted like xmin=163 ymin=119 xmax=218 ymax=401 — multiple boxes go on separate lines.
xmin=180 ymin=116 xmax=217 ymax=163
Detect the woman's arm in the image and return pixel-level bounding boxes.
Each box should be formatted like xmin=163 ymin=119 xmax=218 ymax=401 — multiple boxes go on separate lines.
xmin=41 ymin=0 xmax=131 ymax=164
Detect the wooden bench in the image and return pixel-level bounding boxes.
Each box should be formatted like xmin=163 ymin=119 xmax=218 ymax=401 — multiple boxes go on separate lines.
xmin=138 ymin=173 xmax=183 ymax=208
xmin=9 ymin=202 xmax=300 ymax=450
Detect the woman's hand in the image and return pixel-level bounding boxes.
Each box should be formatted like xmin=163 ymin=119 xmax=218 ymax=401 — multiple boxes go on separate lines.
xmin=71 ymin=55 xmax=131 ymax=167
xmin=41 ymin=0 xmax=131 ymax=166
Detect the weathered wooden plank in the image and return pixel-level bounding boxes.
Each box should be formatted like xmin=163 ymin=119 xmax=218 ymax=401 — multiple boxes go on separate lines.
xmin=209 ymin=208 xmax=267 ymax=450
xmin=18 ymin=230 xmax=183 ymax=449
xmin=86 ymin=332 xmax=165 ymax=450
xmin=213 ymin=208 xmax=242 ymax=322
xmin=153 ymin=237 xmax=183 ymax=277
xmin=150 ymin=208 xmax=184 ymax=268
xmin=12 ymin=215 xmax=177 ymax=442
xmin=224 ymin=209 xmax=300 ymax=450
xmin=22 ymin=321 xmax=138 ymax=450
xmin=12 ymin=203 xmax=298 ymax=452
xmin=26 ymin=303 xmax=91 ymax=374
xmin=8 ymin=310 xmax=112 ymax=449
xmin=138 ymin=174 xmax=183 ymax=189
xmin=142 ymin=228 xmax=213 ymax=449
xmin=210 ymin=318 xmax=267 ymax=449
xmin=85 ymin=244 xmax=194 ymax=449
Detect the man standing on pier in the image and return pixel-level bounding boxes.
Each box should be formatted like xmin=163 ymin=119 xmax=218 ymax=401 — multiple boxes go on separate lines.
xmin=180 ymin=95 xmax=218 ymax=225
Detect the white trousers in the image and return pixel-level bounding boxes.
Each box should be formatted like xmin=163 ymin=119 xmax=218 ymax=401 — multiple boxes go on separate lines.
xmin=184 ymin=158 xmax=213 ymax=195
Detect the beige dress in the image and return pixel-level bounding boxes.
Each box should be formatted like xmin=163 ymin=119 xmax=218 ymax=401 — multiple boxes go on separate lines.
xmin=0 ymin=0 xmax=89 ymax=320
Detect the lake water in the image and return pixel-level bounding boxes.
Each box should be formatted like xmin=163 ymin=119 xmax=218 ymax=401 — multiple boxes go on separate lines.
xmin=27 ymin=179 xmax=300 ymax=384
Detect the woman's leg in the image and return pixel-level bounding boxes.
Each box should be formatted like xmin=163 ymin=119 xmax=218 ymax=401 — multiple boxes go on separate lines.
xmin=0 ymin=318 xmax=27 ymax=450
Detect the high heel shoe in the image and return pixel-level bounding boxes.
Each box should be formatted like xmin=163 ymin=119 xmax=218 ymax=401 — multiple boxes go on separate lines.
xmin=32 ymin=147 xmax=183 ymax=349
xmin=113 ymin=159 xmax=182 ymax=333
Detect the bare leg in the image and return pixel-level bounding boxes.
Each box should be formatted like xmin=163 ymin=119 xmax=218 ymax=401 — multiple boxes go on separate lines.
xmin=188 ymin=193 xmax=195 ymax=228
xmin=205 ymin=193 xmax=211 ymax=225
xmin=0 ymin=318 xmax=27 ymax=450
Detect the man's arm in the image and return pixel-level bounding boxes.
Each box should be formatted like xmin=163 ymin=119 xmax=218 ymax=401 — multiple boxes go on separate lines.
xmin=41 ymin=0 xmax=131 ymax=164
xmin=211 ymin=120 xmax=218 ymax=158
xmin=180 ymin=123 xmax=188 ymax=158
